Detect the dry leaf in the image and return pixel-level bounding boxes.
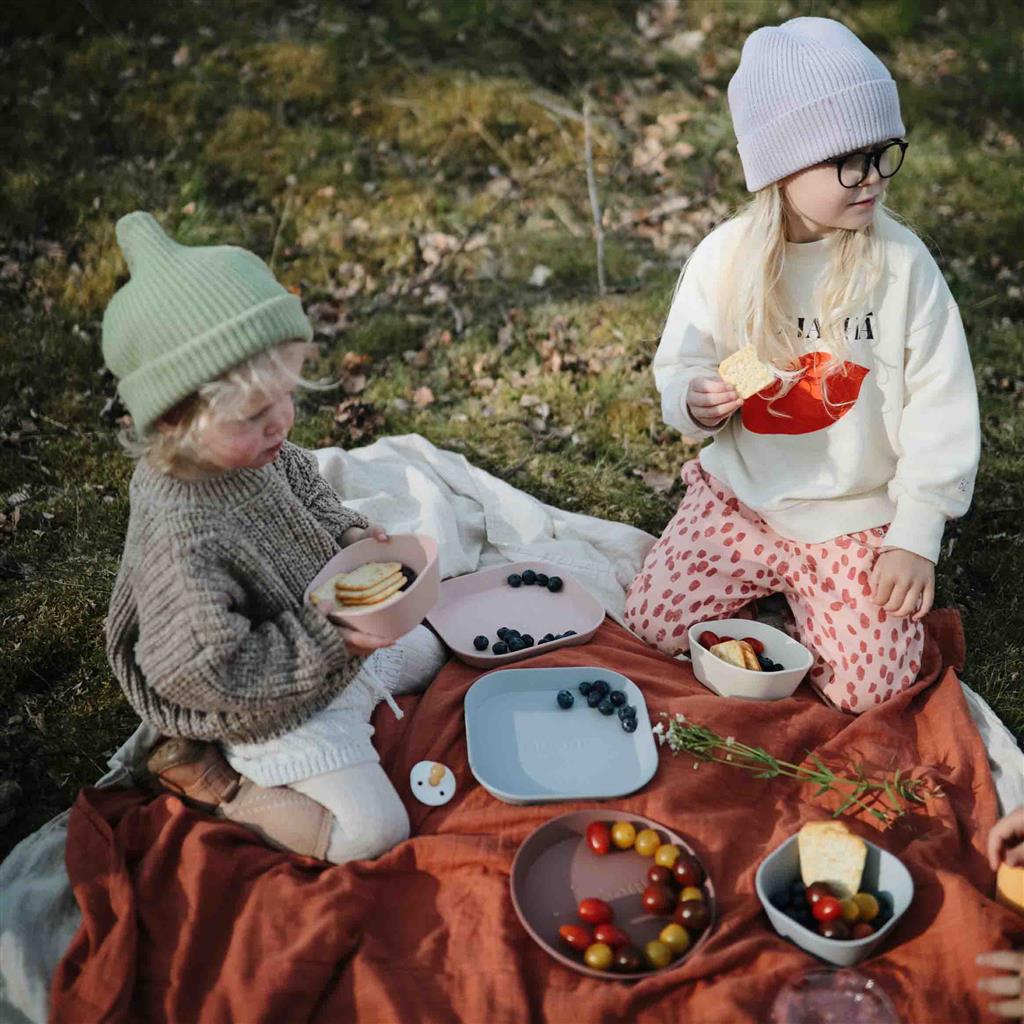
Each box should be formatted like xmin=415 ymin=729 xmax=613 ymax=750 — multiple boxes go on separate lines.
xmin=412 ymin=386 xmax=435 ymax=407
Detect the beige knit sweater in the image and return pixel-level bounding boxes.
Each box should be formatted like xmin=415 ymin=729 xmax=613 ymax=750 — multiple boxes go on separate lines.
xmin=105 ymin=442 xmax=369 ymax=743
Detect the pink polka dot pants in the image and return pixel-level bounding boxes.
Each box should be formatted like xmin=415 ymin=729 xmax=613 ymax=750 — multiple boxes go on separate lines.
xmin=624 ymin=459 xmax=924 ymax=713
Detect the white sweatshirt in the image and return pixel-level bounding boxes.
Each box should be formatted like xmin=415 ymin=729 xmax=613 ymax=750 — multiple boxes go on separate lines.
xmin=653 ymin=212 xmax=980 ymax=564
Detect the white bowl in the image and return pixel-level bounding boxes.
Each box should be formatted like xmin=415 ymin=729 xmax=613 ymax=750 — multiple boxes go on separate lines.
xmin=755 ymin=832 xmax=914 ymax=967
xmin=687 ymin=618 xmax=812 ymax=700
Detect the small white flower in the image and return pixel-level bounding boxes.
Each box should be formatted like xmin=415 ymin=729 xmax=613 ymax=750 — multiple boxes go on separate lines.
xmin=692 ymin=762 xmax=700 ymax=770
xmin=674 ymin=712 xmax=686 ymax=722
xmin=725 ymin=753 xmax=733 ymax=761
xmin=652 ymin=722 xmax=665 ymax=735
xmin=725 ymin=735 xmax=735 ymax=747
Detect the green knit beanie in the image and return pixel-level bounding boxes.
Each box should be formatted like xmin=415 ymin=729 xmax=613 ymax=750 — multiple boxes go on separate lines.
xmin=102 ymin=211 xmax=312 ymax=434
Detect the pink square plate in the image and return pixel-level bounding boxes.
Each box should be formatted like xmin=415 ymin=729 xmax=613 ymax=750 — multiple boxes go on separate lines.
xmin=425 ymin=561 xmax=605 ymax=667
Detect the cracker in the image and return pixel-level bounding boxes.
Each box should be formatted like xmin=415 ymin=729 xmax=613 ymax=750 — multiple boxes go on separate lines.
xmin=331 ymin=561 xmax=403 ymax=592
xmin=798 ymin=821 xmax=867 ymax=898
xmin=718 ymin=343 xmax=775 ymax=399
xmin=710 ymin=639 xmax=761 ymax=671
xmin=334 ymin=571 xmax=402 ymax=600
xmin=337 ymin=578 xmax=406 ymax=606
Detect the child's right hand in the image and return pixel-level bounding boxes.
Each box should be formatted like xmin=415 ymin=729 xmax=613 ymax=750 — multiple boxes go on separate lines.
xmin=989 ymin=806 xmax=1024 ymax=871
xmin=329 ymin=621 xmax=396 ymax=657
xmin=686 ymin=375 xmax=743 ymax=428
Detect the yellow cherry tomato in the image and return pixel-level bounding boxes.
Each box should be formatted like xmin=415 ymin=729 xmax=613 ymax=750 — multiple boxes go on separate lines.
xmin=679 ymin=886 xmax=704 ymax=903
xmin=610 ymin=821 xmax=637 ymax=850
xmin=634 ymin=829 xmax=661 ymax=857
xmin=644 ymin=939 xmax=673 ymax=969
xmin=852 ymin=892 xmax=879 ymax=922
xmin=658 ymin=923 xmax=691 ymax=955
xmin=654 ymin=843 xmax=681 ymax=868
xmin=584 ymin=941 xmax=613 ymax=971
xmin=839 ymin=897 xmax=861 ymax=923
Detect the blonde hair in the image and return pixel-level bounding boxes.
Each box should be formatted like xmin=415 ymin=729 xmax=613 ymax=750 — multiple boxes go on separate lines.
xmin=121 ymin=340 xmax=327 ymax=477
xmin=710 ymin=182 xmax=888 ymax=416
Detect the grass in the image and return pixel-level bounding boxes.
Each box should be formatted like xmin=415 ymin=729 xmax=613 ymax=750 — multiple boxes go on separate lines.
xmin=1 ymin=0 xmax=1021 ymax=858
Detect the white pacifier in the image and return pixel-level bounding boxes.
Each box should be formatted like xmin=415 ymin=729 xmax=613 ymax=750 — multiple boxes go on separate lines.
xmin=410 ymin=760 xmax=456 ymax=806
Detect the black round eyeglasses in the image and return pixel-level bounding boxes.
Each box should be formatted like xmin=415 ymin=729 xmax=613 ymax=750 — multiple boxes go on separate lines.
xmin=823 ymin=139 xmax=909 ymax=189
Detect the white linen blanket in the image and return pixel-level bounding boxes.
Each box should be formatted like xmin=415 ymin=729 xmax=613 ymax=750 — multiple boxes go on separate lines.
xmin=2 ymin=434 xmax=1021 ymax=1024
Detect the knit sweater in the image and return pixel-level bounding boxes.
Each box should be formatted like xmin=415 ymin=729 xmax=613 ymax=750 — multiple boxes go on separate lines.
xmin=653 ymin=212 xmax=981 ymax=564
xmin=105 ymin=441 xmax=370 ymax=743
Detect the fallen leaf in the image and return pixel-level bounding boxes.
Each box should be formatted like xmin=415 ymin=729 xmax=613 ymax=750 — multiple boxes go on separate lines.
xmin=412 ymin=386 xmax=435 ymax=407
xmin=529 ymin=264 xmax=553 ymax=287
xmin=172 ymin=45 xmax=190 ymax=68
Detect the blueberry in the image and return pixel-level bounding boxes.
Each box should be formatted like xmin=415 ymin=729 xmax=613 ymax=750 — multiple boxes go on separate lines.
xmin=556 ymin=689 xmax=574 ymax=709
xmin=547 ymin=576 xmax=563 ymax=592
xmin=506 ymin=630 xmax=522 ymax=640
xmin=597 ymin=698 xmax=615 ymax=716
xmin=521 ymin=570 xmax=537 ymax=585
xmin=769 ymin=661 xmax=785 ymax=672
xmin=535 ymin=573 xmax=549 ymax=587
xmin=617 ymin=704 xmax=636 ymax=721
xmin=578 ymin=680 xmax=593 ymax=696
xmin=771 ymin=890 xmax=791 ymax=911
xmin=492 ymin=641 xmax=509 ymax=655
xmin=586 ymin=690 xmax=604 ymax=708
xmin=792 ymin=905 xmax=813 ymax=927
xmin=508 ymin=637 xmax=526 ymax=652
xmin=520 ymin=634 xmax=535 ymax=647
xmin=563 ymin=629 xmax=577 ymax=637
xmin=507 ymin=573 xmax=522 ymax=588
xmin=621 ymin=716 xmax=638 ymax=733
xmin=497 ymin=627 xmax=512 ymax=640
xmin=592 ymin=679 xmax=609 ymax=698
xmin=540 ymin=633 xmax=555 ymax=644
xmin=790 ymin=880 xmax=808 ymax=901
xmin=756 ymin=653 xmax=773 ymax=671
xmin=473 ymin=635 xmax=488 ymax=651
xmin=609 ymin=690 xmax=626 ymax=707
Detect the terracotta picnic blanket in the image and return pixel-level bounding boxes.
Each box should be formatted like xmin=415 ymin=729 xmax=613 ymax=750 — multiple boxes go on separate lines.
xmin=52 ymin=609 xmax=1022 ymax=1024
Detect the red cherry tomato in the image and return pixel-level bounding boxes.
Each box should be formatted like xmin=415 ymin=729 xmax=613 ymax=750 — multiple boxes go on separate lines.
xmin=558 ymin=924 xmax=593 ymax=951
xmin=594 ymin=924 xmax=630 ymax=949
xmin=641 ymin=883 xmax=675 ymax=915
xmin=672 ymin=853 xmax=704 ymax=889
xmin=812 ymin=895 xmax=843 ymax=923
xmin=851 ymin=921 xmax=875 ymax=940
xmin=805 ymin=882 xmax=834 ymax=906
xmin=819 ymin=919 xmax=851 ymax=940
xmin=578 ymin=897 xmax=614 ymax=925
xmin=586 ymin=822 xmax=611 ymax=856
xmin=698 ymin=631 xmax=720 ymax=649
xmin=741 ymin=636 xmax=765 ymax=655
xmin=646 ymin=864 xmax=674 ymax=887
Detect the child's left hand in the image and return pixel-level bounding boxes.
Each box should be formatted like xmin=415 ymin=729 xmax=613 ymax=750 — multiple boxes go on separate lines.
xmin=869 ymin=548 xmax=934 ymax=622
xmin=341 ymin=523 xmax=389 ymax=547
xmin=976 ymin=951 xmax=1024 ymax=1020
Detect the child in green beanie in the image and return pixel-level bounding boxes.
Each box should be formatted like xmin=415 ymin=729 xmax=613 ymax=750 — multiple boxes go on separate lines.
xmin=102 ymin=212 xmax=446 ymax=863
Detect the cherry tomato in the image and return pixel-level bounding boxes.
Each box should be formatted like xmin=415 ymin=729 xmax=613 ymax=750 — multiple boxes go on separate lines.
xmin=672 ymin=853 xmax=704 ymax=888
xmin=647 ymin=864 xmax=674 ymax=887
xmin=812 ymin=896 xmax=844 ymax=923
xmin=634 ymin=828 xmax=661 ymax=857
xmin=558 ymin=924 xmax=593 ymax=951
xmin=679 ymin=886 xmax=703 ymax=903
xmin=610 ymin=821 xmax=637 ymax=850
xmin=698 ymin=631 xmax=720 ymax=649
xmin=644 ymin=939 xmax=672 ymax=969
xmin=578 ymin=897 xmax=613 ymax=925
xmin=613 ymin=945 xmax=645 ymax=973
xmin=673 ymin=899 xmax=709 ymax=933
xmin=659 ymin=922 xmax=691 ymax=955
xmin=851 ymin=921 xmax=875 ymax=940
xmin=641 ymin=882 xmax=674 ymax=915
xmin=839 ymin=897 xmax=860 ymax=923
xmin=805 ymin=882 xmax=834 ymax=906
xmin=654 ymin=843 xmax=681 ymax=868
xmin=594 ymin=924 xmax=630 ymax=949
xmin=852 ymin=892 xmax=879 ymax=922
xmin=819 ymin=919 xmax=850 ymax=941
xmin=584 ymin=941 xmax=613 ymax=970
xmin=741 ymin=636 xmax=765 ymax=655
xmin=586 ymin=822 xmax=611 ymax=856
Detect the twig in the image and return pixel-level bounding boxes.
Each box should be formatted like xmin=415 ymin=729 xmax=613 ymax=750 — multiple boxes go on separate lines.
xmin=269 ymin=183 xmax=295 ymax=274
xmin=583 ymin=98 xmax=606 ymax=296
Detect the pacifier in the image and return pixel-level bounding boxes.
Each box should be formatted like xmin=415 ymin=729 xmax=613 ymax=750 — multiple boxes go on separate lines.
xmin=409 ymin=760 xmax=457 ymax=806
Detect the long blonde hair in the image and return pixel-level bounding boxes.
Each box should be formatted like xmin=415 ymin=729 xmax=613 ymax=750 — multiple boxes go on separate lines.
xmin=712 ymin=183 xmax=888 ymax=414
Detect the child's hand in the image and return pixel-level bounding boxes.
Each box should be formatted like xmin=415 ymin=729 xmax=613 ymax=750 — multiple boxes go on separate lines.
xmin=686 ymin=376 xmax=743 ymax=429
xmin=976 ymin=951 xmax=1024 ymax=1020
xmin=341 ymin=522 xmax=389 ymax=547
xmin=989 ymin=807 xmax=1024 ymax=871
xmin=869 ymin=548 xmax=935 ymax=621
xmin=330 ymin=623 xmax=395 ymax=657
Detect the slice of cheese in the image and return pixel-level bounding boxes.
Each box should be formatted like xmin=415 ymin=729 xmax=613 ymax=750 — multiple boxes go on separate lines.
xmin=798 ymin=820 xmax=867 ymax=899
xmin=718 ymin=343 xmax=775 ymax=399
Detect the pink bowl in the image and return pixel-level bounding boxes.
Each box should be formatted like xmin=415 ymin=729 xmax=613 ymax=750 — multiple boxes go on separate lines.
xmin=304 ymin=533 xmax=440 ymax=640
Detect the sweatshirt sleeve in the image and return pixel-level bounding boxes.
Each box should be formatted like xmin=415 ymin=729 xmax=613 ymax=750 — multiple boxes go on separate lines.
xmin=131 ymin=532 xmax=357 ymax=717
xmin=277 ymin=441 xmax=369 ymax=540
xmin=882 ymin=270 xmax=981 ymax=564
xmin=652 ymin=240 xmax=732 ymax=443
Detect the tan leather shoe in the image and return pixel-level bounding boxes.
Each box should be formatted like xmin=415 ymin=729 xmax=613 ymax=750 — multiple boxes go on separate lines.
xmin=145 ymin=737 xmax=333 ymax=860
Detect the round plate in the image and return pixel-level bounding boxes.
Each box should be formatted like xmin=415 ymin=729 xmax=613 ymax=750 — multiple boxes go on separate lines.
xmin=510 ymin=809 xmax=716 ymax=980
xmin=769 ymin=968 xmax=899 ymax=1024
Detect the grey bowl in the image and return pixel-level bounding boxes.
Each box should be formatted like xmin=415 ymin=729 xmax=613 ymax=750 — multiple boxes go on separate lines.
xmin=755 ymin=832 xmax=914 ymax=967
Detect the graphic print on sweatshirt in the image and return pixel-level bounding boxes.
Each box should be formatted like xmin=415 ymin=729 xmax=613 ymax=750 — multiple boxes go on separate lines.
xmin=741 ymin=312 xmax=873 ymax=436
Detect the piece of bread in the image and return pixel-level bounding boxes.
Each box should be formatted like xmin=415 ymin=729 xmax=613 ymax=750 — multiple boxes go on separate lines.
xmin=710 ymin=639 xmax=761 ymax=671
xmin=798 ymin=821 xmax=867 ymax=898
xmin=996 ymin=863 xmax=1024 ymax=916
xmin=718 ymin=344 xmax=775 ymax=399
xmin=331 ymin=562 xmax=403 ymax=593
